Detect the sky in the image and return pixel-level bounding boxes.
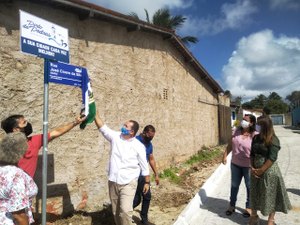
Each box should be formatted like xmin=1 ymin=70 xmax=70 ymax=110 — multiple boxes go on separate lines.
xmin=84 ymin=0 xmax=300 ymax=102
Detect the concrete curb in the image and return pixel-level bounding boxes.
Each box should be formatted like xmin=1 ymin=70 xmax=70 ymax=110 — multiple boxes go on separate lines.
xmin=173 ymin=153 xmax=231 ymax=225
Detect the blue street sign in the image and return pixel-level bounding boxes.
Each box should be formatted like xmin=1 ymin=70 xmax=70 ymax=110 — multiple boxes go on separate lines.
xmin=21 ymin=37 xmax=69 ymax=63
xmin=20 ymin=10 xmax=69 ymax=63
xmin=48 ymin=61 xmax=85 ymax=87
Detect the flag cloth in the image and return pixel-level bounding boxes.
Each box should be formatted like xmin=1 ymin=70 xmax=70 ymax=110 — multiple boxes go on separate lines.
xmin=80 ymin=69 xmax=96 ymax=129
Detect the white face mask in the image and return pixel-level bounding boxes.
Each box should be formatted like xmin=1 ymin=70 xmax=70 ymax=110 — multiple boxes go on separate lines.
xmin=255 ymin=125 xmax=261 ymax=133
xmin=241 ymin=120 xmax=250 ymax=129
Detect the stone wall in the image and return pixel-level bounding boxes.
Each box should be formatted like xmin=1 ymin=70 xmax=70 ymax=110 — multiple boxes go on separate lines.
xmin=0 ymin=1 xmax=228 ymax=214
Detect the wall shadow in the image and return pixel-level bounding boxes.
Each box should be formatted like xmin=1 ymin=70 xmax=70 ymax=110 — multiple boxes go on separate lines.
xmin=33 ymin=204 xmax=120 ymax=225
xmin=75 ymin=207 xmax=114 ymax=225
xmin=283 ymin=126 xmax=300 ymax=130
xmin=197 ymin=192 xmax=269 ymax=224
xmin=287 ymin=188 xmax=300 ymax=196
xmin=32 ymin=154 xmax=115 ymax=225
xmin=33 ymin=154 xmax=74 ymax=223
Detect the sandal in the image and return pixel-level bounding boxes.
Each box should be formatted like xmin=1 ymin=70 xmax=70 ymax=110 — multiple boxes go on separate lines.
xmin=225 ymin=205 xmax=235 ymax=216
xmin=243 ymin=208 xmax=251 ymax=217
xmin=248 ymin=215 xmax=260 ymax=225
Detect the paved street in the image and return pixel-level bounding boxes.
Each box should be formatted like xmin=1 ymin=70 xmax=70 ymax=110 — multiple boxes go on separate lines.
xmin=175 ymin=126 xmax=300 ymax=225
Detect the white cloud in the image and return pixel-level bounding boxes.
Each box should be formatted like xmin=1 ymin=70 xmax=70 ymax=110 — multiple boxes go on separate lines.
xmin=220 ymin=0 xmax=257 ymax=29
xmin=178 ymin=0 xmax=257 ymax=37
xmin=177 ymin=15 xmax=203 ymax=37
xmin=84 ymin=0 xmax=193 ymax=20
xmin=269 ymin=0 xmax=300 ymax=10
xmin=222 ymin=29 xmax=300 ymax=100
xmin=85 ymin=0 xmax=257 ymax=37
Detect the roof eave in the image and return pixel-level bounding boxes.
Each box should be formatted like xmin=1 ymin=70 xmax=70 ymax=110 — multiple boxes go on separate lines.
xmin=51 ymin=0 xmax=223 ymax=93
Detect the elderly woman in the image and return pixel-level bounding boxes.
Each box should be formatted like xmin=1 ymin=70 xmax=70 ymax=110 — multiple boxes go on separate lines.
xmin=0 ymin=132 xmax=38 ymax=225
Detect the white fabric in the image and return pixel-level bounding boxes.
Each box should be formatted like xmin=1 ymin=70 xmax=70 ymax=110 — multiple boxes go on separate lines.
xmin=99 ymin=124 xmax=149 ymax=184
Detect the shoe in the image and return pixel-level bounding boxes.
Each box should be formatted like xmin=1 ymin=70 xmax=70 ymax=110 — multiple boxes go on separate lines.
xmin=242 ymin=208 xmax=251 ymax=218
xmin=141 ymin=220 xmax=151 ymax=225
xmin=225 ymin=205 xmax=235 ymax=216
xmin=248 ymin=215 xmax=260 ymax=225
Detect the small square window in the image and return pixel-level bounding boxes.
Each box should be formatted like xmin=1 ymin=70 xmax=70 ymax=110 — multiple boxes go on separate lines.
xmin=163 ymin=88 xmax=168 ymax=100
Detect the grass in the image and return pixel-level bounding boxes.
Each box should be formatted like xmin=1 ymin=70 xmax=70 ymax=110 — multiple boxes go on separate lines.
xmin=158 ymin=145 xmax=224 ymax=184
xmin=185 ymin=146 xmax=223 ymax=165
xmin=159 ymin=167 xmax=181 ymax=184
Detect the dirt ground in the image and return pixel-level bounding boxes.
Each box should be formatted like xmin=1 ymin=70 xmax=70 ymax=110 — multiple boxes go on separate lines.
xmin=39 ymin=148 xmax=224 ymax=225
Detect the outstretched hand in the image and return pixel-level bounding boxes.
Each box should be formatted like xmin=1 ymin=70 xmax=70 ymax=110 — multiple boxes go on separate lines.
xmin=75 ymin=115 xmax=87 ymax=125
xmin=49 ymin=114 xmax=87 ymax=140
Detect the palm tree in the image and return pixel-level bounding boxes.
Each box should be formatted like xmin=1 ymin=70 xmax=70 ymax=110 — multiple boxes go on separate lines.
xmin=128 ymin=8 xmax=198 ymax=45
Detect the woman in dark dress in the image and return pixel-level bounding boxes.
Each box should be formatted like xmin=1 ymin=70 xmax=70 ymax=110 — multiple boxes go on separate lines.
xmin=249 ymin=116 xmax=291 ymax=225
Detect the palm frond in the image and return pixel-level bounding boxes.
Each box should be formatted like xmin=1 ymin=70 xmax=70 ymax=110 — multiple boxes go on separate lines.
xmin=152 ymin=8 xmax=171 ymax=28
xmin=169 ymin=15 xmax=186 ymax=29
xmin=181 ymin=36 xmax=199 ymax=45
xmin=144 ymin=9 xmax=150 ymax=23
xmin=131 ymin=8 xmax=198 ymax=46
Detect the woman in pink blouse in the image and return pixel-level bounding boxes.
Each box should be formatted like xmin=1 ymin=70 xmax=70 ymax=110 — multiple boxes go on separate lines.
xmin=0 ymin=132 xmax=38 ymax=225
xmin=222 ymin=114 xmax=258 ymax=218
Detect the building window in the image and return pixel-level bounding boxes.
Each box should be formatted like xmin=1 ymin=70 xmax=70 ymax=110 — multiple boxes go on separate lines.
xmin=163 ymin=88 xmax=168 ymax=100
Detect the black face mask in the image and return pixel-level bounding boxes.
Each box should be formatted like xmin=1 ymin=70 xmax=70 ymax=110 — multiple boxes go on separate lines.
xmin=143 ymin=136 xmax=153 ymax=143
xmin=20 ymin=122 xmax=33 ymax=137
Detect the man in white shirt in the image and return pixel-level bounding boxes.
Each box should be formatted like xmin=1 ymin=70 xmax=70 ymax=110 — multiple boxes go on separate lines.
xmin=94 ymin=112 xmax=150 ymax=225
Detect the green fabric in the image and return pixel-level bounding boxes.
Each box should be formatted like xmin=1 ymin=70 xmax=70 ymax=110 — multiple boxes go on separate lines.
xmin=250 ymin=161 xmax=292 ymax=215
xmin=251 ymin=135 xmax=280 ymax=162
xmin=80 ymin=92 xmax=96 ymax=130
xmin=250 ymin=135 xmax=292 ymax=216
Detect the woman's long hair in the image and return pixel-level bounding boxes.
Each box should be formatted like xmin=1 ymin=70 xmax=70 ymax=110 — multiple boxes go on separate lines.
xmin=257 ymin=115 xmax=275 ymax=146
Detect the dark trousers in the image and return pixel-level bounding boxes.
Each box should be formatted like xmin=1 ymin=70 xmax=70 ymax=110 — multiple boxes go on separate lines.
xmin=133 ymin=176 xmax=151 ymax=222
xmin=230 ymin=163 xmax=250 ymax=209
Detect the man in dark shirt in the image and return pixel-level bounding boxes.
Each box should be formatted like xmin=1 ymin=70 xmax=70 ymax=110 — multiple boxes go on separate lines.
xmin=133 ymin=125 xmax=159 ymax=225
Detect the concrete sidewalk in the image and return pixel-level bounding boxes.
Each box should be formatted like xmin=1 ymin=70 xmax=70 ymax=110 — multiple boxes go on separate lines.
xmin=174 ymin=126 xmax=300 ymax=225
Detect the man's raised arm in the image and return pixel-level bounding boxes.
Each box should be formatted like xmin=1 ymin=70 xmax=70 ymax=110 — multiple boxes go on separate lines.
xmin=94 ymin=111 xmax=104 ymax=129
xmin=49 ymin=115 xmax=86 ymax=141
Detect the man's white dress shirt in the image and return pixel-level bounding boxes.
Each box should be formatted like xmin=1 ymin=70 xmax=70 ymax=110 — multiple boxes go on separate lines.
xmin=99 ymin=124 xmax=150 ymax=184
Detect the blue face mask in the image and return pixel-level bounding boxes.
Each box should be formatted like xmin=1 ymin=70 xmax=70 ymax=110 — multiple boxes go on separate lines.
xmin=121 ymin=127 xmax=130 ymax=135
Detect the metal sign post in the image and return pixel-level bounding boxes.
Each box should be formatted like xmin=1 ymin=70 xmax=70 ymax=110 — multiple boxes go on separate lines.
xmin=19 ymin=11 xmax=69 ymax=225
xmin=42 ymin=59 xmax=50 ymax=225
